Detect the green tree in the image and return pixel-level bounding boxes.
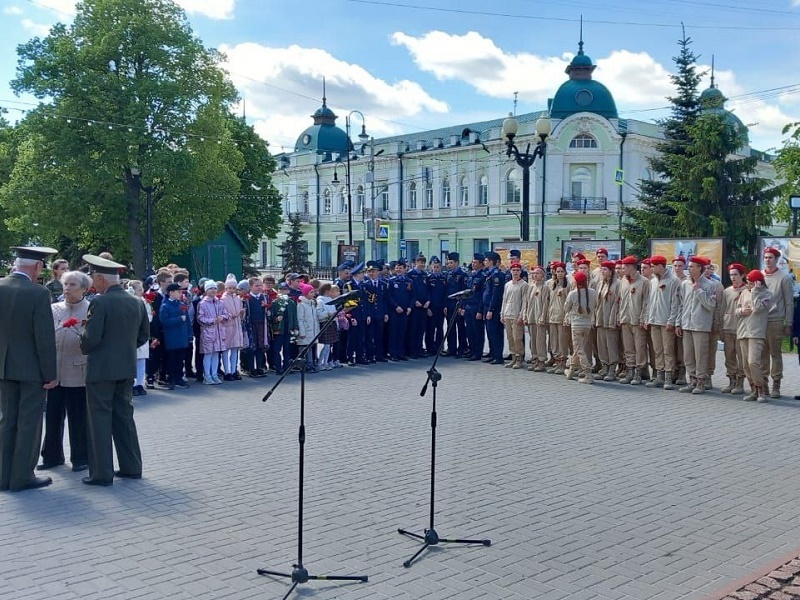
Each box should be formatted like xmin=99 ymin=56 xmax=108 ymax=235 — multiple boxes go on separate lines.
xmin=278 ymin=213 xmax=312 ymax=275
xmin=0 ymin=113 xmax=24 ymax=262
xmin=775 ymin=121 xmax=800 ymax=224
xmin=622 ymin=29 xmax=702 ymax=255
xmin=0 ymin=0 xmax=265 ymax=277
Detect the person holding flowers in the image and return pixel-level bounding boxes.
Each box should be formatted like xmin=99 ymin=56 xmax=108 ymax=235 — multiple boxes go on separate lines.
xmin=159 ymin=283 xmax=191 ymax=390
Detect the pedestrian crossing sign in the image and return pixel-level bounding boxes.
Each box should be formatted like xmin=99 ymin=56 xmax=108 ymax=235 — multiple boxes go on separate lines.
xmin=376 ymin=222 xmax=390 ymax=241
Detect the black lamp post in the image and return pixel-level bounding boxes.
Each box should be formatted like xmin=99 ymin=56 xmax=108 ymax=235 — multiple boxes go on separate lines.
xmin=501 ymin=114 xmax=551 ymax=242
xmin=344 ymin=111 xmax=369 ymax=245
xmin=131 ymin=167 xmax=155 ymax=276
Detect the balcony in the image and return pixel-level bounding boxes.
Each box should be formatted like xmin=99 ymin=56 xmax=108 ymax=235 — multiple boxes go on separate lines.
xmin=559 ymin=196 xmax=607 ymax=212
xmin=287 ymin=212 xmax=312 ymax=224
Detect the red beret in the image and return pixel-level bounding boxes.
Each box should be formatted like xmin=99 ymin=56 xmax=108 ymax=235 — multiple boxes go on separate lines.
xmin=531 ymin=264 xmax=545 ymax=272
xmin=728 ymin=263 xmax=746 ymax=275
xmin=510 ymin=261 xmax=521 ymax=269
xmin=573 ymin=252 xmax=586 ymax=261
xmin=596 ymin=248 xmax=609 ymax=255
xmin=621 ymin=255 xmax=638 ymax=265
xmin=551 ymin=261 xmax=566 ymax=269
xmin=601 ymin=261 xmax=616 ymax=269
xmin=747 ymin=269 xmax=765 ymax=283
xmin=641 ymin=258 xmax=652 ymax=266
xmin=689 ymin=255 xmax=709 ymax=266
xmin=650 ymin=255 xmax=667 ymax=266
xmin=615 ymin=260 xmax=623 ymax=266
xmin=672 ymin=256 xmax=687 ymax=264
xmin=577 ymin=259 xmax=591 ymax=266
xmin=573 ymin=271 xmax=588 ymax=286
xmin=764 ymin=247 xmax=781 ymax=258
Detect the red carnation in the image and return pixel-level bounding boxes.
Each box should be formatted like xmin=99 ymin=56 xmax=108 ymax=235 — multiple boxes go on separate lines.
xmin=144 ymin=291 xmax=157 ymax=303
xmin=659 ymin=284 xmax=665 ymax=290
xmin=62 ymin=317 xmax=79 ymax=328
xmin=631 ymin=289 xmax=636 ymax=294
xmin=180 ymin=305 xmax=188 ymax=312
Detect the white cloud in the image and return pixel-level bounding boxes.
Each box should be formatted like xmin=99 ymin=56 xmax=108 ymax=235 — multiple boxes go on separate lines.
xmin=21 ymin=19 xmax=52 ymax=37
xmin=31 ymin=0 xmax=76 ymax=17
xmin=175 ymin=0 xmax=235 ymax=20
xmin=220 ymin=42 xmax=448 ymax=149
xmin=3 ymin=6 xmax=23 ymax=15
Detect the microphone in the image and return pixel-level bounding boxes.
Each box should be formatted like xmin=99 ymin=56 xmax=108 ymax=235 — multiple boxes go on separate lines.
xmin=448 ymin=289 xmax=474 ymax=300
xmin=325 ymin=290 xmax=361 ymax=306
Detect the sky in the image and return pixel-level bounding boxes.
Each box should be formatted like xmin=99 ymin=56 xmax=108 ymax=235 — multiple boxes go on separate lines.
xmin=0 ymin=0 xmax=799 ymax=154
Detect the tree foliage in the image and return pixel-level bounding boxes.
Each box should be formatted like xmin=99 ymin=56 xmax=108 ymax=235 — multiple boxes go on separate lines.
xmin=0 ymin=0 xmax=281 ymax=277
xmin=278 ymin=213 xmax=312 ymax=275
xmin=0 ymin=113 xmax=24 ymax=263
xmin=775 ymin=121 xmax=800 ymax=223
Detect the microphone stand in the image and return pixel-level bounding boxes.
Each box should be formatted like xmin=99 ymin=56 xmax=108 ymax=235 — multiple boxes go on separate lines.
xmin=257 ymin=295 xmax=368 ymax=599
xmin=397 ymin=295 xmax=491 ymax=567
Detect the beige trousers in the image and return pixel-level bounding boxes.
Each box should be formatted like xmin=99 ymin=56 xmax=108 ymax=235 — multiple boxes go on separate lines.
xmin=761 ymin=320 xmax=785 ymax=382
xmin=621 ymin=323 xmax=648 ymax=368
xmin=682 ymin=330 xmax=710 ymax=381
xmin=548 ymin=324 xmax=569 ymax=360
xmin=505 ymin=320 xmax=525 ymax=357
xmin=650 ymin=325 xmax=677 ymax=372
xmin=528 ymin=324 xmax=548 ymax=362
xmin=722 ymin=332 xmax=744 ymax=378
xmin=570 ymin=326 xmax=592 ymax=374
xmin=596 ymin=327 xmax=619 ymax=366
xmin=739 ymin=338 xmax=765 ymax=387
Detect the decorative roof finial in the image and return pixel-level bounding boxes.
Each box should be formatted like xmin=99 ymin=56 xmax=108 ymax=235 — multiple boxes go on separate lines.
xmin=710 ymin=54 xmax=716 ymax=89
xmin=578 ymin=15 xmax=584 ymax=55
xmin=322 ymin=76 xmax=327 ymax=106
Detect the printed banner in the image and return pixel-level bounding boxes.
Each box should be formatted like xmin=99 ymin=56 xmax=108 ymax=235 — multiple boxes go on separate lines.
xmin=492 ymin=241 xmax=541 ymax=268
xmin=561 ymin=239 xmax=625 ymax=268
xmin=649 ymin=238 xmax=724 ymax=273
xmin=758 ymin=237 xmax=800 ymax=282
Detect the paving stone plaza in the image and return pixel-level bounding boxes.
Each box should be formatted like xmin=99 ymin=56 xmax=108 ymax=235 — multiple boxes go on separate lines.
xmin=3 ymin=350 xmax=800 ymax=600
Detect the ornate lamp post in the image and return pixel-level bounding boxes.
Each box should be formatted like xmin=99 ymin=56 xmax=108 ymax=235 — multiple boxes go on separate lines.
xmin=501 ymin=114 xmax=551 ymax=242
xmin=344 ymin=111 xmax=369 ymax=245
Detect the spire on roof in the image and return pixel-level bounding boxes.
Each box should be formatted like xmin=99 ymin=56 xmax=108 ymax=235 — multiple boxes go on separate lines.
xmin=710 ymin=54 xmax=716 ymax=89
xmin=578 ymin=15 xmax=584 ymax=56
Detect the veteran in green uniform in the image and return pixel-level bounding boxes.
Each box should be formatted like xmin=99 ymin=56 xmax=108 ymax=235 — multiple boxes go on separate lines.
xmin=0 ymin=246 xmax=59 ymax=492
xmin=80 ymin=254 xmax=149 ymax=486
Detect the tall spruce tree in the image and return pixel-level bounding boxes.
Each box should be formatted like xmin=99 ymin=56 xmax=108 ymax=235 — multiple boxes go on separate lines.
xmin=622 ymin=28 xmax=702 ymax=256
xmin=278 ymin=213 xmax=312 ymax=275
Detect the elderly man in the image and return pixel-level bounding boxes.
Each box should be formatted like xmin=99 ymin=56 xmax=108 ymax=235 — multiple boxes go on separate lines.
xmin=0 ymin=246 xmax=59 ymax=491
xmin=80 ymin=254 xmax=150 ymax=486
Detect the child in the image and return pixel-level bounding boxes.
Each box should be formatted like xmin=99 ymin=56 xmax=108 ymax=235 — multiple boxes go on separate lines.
xmin=316 ymin=283 xmax=340 ymax=370
xmin=296 ymin=283 xmax=321 ymax=372
xmin=736 ymin=270 xmax=773 ymax=402
xmin=127 ymin=280 xmax=152 ymax=396
xmin=159 ymin=283 xmax=190 ymax=389
xmin=220 ymin=274 xmax=245 ymax=381
xmin=197 ymin=281 xmax=228 ymax=385
xmin=563 ymin=271 xmax=597 ymax=383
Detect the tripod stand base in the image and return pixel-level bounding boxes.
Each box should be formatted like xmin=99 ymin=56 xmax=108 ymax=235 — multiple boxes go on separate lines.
xmin=257 ymin=563 xmax=367 ymax=599
xmin=397 ymin=528 xmax=491 ymax=568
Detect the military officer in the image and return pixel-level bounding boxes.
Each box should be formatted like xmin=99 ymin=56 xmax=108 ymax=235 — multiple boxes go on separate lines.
xmin=425 ymin=256 xmax=448 ymax=355
xmin=362 ymin=261 xmax=387 ymax=363
xmin=80 ymin=254 xmax=150 ymax=486
xmin=0 ymin=246 xmax=59 ymax=492
xmin=444 ymin=252 xmax=468 ymax=356
xmin=344 ymin=263 xmax=367 ymax=365
xmin=388 ymin=259 xmax=413 ymax=360
xmin=464 ymin=253 xmax=487 ymax=360
xmin=333 ymin=261 xmax=353 ymax=364
xmin=407 ymin=253 xmax=430 ymax=358
xmin=482 ymin=251 xmax=506 ymax=364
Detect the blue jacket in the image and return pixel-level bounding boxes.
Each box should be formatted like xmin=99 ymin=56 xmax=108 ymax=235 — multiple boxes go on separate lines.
xmin=482 ymin=267 xmax=505 ymax=313
xmin=159 ymin=297 xmax=189 ymax=350
xmin=427 ymin=272 xmax=447 ymax=308
xmin=407 ymin=268 xmax=429 ymax=304
xmin=388 ymin=275 xmax=413 ymax=311
xmin=362 ymin=277 xmax=386 ymax=321
xmin=464 ymin=269 xmax=486 ymax=311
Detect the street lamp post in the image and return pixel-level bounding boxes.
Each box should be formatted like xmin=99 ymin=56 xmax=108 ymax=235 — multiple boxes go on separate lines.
xmin=345 ymin=111 xmax=369 ymax=246
xmin=501 ymin=114 xmax=551 ymax=242
xmin=130 ymin=167 xmax=155 ymax=276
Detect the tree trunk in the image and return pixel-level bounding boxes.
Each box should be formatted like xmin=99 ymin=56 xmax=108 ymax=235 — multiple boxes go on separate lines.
xmin=126 ymin=177 xmax=146 ymax=278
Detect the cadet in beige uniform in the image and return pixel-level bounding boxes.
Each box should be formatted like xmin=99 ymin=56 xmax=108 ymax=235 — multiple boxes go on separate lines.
xmin=720 ymin=264 xmax=747 ymax=395
xmin=563 ymin=271 xmax=597 ymax=383
xmin=675 ymin=256 xmax=717 ymax=394
xmin=761 ymin=247 xmax=794 ymax=398
xmin=617 ymin=256 xmax=649 ymax=385
xmin=736 ymin=270 xmax=772 ymax=402
xmin=703 ymin=264 xmax=725 ymax=389
xmin=523 ymin=265 xmax=550 ymax=372
xmin=500 ymin=262 xmax=528 ymax=369
xmin=672 ymin=256 xmax=688 ymax=385
xmin=644 ymin=256 xmax=681 ymax=390
xmin=593 ymin=261 xmax=619 ymax=382
xmin=546 ymin=262 xmax=570 ymax=375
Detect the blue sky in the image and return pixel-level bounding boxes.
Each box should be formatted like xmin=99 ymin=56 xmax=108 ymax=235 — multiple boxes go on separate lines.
xmin=1 ymin=0 xmax=799 ymax=153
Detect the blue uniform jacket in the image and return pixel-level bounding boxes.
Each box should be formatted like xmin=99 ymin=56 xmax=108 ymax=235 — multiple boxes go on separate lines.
xmin=362 ymin=277 xmax=386 ymax=321
xmin=427 ymin=272 xmax=447 ymax=308
xmin=407 ymin=268 xmax=429 ymax=305
xmin=482 ymin=267 xmax=505 ymax=313
xmin=388 ymin=275 xmax=413 ymax=311
xmin=159 ymin=297 xmax=190 ymax=350
xmin=464 ymin=269 xmax=486 ymax=311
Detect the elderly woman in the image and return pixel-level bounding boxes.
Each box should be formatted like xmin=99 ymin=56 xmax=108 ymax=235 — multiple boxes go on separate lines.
xmin=39 ymin=270 xmax=91 ymax=472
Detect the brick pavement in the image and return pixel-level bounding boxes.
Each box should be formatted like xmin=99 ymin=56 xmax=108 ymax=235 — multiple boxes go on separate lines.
xmin=3 ymin=351 xmax=800 ymax=599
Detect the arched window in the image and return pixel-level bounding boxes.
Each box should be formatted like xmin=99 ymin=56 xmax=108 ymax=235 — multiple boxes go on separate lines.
xmin=459 ymin=177 xmax=469 ymax=207
xmin=569 ymin=134 xmax=598 ymax=149
xmin=408 ymin=182 xmax=418 ymax=209
xmin=323 ymin=189 xmax=332 ymax=214
xmin=356 ymin=185 xmax=365 ymax=215
xmin=339 ymin=189 xmax=347 ymax=214
xmin=441 ymin=177 xmax=451 ymax=208
xmin=478 ymin=175 xmax=489 ymax=206
xmin=424 ymin=181 xmax=434 ymax=209
xmin=505 ymin=170 xmax=521 ymax=204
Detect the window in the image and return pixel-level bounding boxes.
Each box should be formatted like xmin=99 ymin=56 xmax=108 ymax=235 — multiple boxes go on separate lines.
xmin=424 ymin=181 xmax=434 ymax=209
xmin=323 ymin=190 xmax=332 ymax=214
xmin=406 ymin=240 xmax=420 ymax=260
xmin=441 ymin=177 xmax=451 ymax=208
xmin=505 ymin=170 xmax=521 ymax=204
xmin=339 ymin=190 xmax=347 ymax=214
xmin=478 ymin=175 xmax=488 ymax=206
xmin=321 ymin=241 xmax=332 ymax=267
xmin=570 ymin=134 xmax=597 ymax=149
xmin=260 ymin=240 xmax=267 ymax=268
xmin=408 ymin=182 xmax=417 ymax=209
xmin=356 ymin=185 xmax=365 ymax=215
xmin=380 ymin=186 xmax=389 ymax=211
xmin=570 ymin=166 xmax=594 ymax=198
xmin=473 ymin=238 xmax=490 ymax=255
xmin=302 ymin=191 xmax=309 ymax=214
xmin=459 ymin=177 xmax=469 ymax=207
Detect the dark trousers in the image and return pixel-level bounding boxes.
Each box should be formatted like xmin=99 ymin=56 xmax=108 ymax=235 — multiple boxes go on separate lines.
xmin=193 ymin=333 xmax=203 ymax=380
xmin=146 ymin=343 xmax=165 ymax=381
xmin=270 ymin=333 xmax=287 ymax=373
xmin=164 ymin=348 xmax=185 ymax=384
xmin=347 ymin=322 xmax=365 ymax=362
xmin=465 ymin=308 xmax=485 ymax=358
xmin=389 ymin=311 xmax=408 ymax=359
xmin=425 ymin=307 xmax=445 ymax=354
xmin=485 ymin=316 xmax=505 ymax=361
xmin=365 ymin=316 xmax=384 ymax=360
xmin=408 ymin=307 xmax=427 ymax=356
xmin=0 ymin=380 xmax=46 ymax=490
xmin=86 ymin=379 xmax=142 ymax=483
xmin=337 ymin=329 xmax=350 ymax=363
xmin=446 ymin=302 xmax=467 ymax=354
xmin=183 ymin=342 xmax=194 ymax=375
xmin=41 ymin=385 xmax=88 ymax=467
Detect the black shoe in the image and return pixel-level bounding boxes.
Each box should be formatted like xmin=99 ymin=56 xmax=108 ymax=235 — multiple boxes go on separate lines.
xmin=131 ymin=387 xmax=140 ymax=397
xmin=13 ymin=476 xmax=52 ymax=491
xmin=185 ymin=370 xmax=196 ymax=379
xmin=156 ymin=379 xmax=170 ymax=388
xmin=174 ymin=380 xmax=190 ymax=389
xmin=145 ymin=378 xmax=155 ymax=390
xmin=468 ymin=356 xmax=482 ymax=361
xmin=36 ymin=462 xmax=64 ymax=470
xmin=71 ymin=463 xmax=88 ymax=472
xmin=490 ymin=359 xmax=504 ymax=365
xmin=482 ymin=358 xmax=494 ymax=363
xmin=114 ymin=471 xmax=142 ymax=479
xmin=82 ymin=477 xmax=112 ymax=487
xmin=233 ymin=373 xmax=242 ymax=381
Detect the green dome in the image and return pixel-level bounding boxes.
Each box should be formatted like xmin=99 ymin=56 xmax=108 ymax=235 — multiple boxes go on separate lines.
xmin=550 ymin=79 xmax=618 ymax=119
xmin=294 ymin=97 xmax=349 ymax=154
xmin=700 ymin=86 xmax=724 ymax=108
xmin=570 ymin=53 xmax=594 ymax=68
xmin=700 ymin=82 xmax=749 ymax=145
